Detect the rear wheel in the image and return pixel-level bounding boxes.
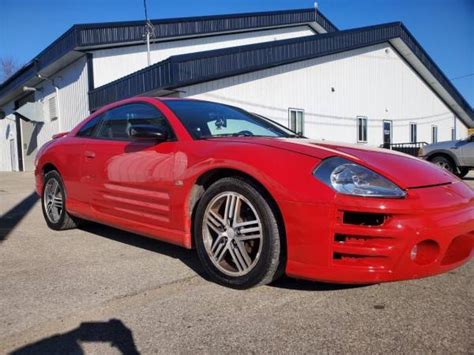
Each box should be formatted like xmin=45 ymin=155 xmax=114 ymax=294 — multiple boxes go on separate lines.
xmin=42 ymin=170 xmax=79 ymax=230
xmin=456 ymin=167 xmax=469 ymax=178
xmin=431 ymin=156 xmax=455 ymax=173
xmin=194 ymin=177 xmax=282 ymax=289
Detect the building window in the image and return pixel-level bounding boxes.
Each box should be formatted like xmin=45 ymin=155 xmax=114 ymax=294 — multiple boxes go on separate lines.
xmin=432 ymin=125 xmax=438 ymax=144
xmin=48 ymin=96 xmax=58 ymax=121
xmin=451 ymin=127 xmax=455 ymax=140
xmin=288 ymin=108 xmax=304 ymax=135
xmin=409 ymin=123 xmax=417 ymax=143
xmin=357 ymin=117 xmax=368 ymax=143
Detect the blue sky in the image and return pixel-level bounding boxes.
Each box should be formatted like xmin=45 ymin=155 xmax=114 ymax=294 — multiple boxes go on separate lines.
xmin=0 ymin=0 xmax=472 ymax=104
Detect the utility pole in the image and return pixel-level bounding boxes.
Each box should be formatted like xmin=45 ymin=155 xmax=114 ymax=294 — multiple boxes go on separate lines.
xmin=143 ymin=0 xmax=155 ymax=66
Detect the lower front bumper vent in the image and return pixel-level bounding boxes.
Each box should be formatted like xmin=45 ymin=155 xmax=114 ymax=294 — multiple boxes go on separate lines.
xmin=332 ymin=233 xmax=395 ymax=270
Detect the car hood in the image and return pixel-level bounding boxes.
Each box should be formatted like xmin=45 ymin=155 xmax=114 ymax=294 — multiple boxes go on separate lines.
xmin=423 ymin=140 xmax=460 ymax=152
xmin=214 ymin=137 xmax=457 ymax=189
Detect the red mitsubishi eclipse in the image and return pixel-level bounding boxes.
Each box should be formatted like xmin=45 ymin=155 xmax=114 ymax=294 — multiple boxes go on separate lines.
xmin=35 ymin=97 xmax=474 ymax=288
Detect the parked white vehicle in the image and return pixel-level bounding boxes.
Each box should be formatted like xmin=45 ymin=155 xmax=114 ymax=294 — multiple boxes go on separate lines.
xmin=419 ymin=135 xmax=474 ymax=178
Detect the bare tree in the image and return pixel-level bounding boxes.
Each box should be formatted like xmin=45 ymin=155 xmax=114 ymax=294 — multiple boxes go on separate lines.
xmin=0 ymin=57 xmax=19 ymax=83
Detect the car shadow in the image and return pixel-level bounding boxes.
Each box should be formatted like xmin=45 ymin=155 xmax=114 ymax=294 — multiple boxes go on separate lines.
xmin=270 ymin=276 xmax=369 ymax=291
xmin=79 ymin=222 xmax=209 ymax=280
xmin=10 ymin=319 xmax=139 ymax=355
xmin=80 ymin=222 xmax=367 ymax=291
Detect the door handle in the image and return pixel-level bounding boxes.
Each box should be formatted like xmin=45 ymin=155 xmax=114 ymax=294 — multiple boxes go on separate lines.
xmin=84 ymin=151 xmax=96 ymax=159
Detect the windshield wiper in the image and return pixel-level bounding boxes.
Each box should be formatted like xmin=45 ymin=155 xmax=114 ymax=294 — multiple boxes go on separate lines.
xmin=197 ymin=134 xmax=280 ymax=139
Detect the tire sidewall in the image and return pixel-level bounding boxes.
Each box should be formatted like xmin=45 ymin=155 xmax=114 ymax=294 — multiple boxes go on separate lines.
xmin=194 ymin=178 xmax=280 ymax=289
xmin=456 ymin=168 xmax=469 ymax=178
xmin=41 ymin=171 xmax=67 ymax=230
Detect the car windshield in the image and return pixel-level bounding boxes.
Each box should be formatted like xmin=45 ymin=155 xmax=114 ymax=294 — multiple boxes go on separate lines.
xmin=163 ymin=100 xmax=298 ymax=139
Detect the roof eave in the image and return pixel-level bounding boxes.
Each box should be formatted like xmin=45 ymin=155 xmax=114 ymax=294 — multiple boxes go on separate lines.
xmin=0 ymin=8 xmax=336 ymax=105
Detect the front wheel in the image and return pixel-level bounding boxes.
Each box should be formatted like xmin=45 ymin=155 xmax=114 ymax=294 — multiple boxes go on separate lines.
xmin=431 ymin=156 xmax=455 ymax=173
xmin=194 ymin=177 xmax=282 ymax=289
xmin=456 ymin=167 xmax=469 ymax=179
xmin=41 ymin=170 xmax=80 ymax=230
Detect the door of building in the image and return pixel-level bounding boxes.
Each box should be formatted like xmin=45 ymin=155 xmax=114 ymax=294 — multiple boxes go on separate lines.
xmin=383 ymin=120 xmax=393 ymax=148
xmin=15 ymin=93 xmax=37 ymax=171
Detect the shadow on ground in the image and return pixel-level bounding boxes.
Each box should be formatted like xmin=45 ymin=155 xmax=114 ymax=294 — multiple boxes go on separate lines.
xmin=80 ymin=222 xmax=366 ymax=292
xmin=10 ymin=319 xmax=139 ymax=355
xmin=0 ymin=192 xmax=39 ymax=243
xmin=79 ymin=222 xmax=208 ymax=279
xmin=270 ymin=276 xmax=368 ymax=291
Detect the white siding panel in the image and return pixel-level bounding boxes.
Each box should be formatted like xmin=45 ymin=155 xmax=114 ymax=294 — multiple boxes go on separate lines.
xmin=179 ymin=43 xmax=468 ymax=146
xmin=22 ymin=56 xmax=90 ymax=171
xmin=36 ymin=55 xmax=89 ymax=135
xmin=92 ymin=26 xmax=315 ymax=87
xmin=0 ymin=57 xmax=89 ymax=171
xmin=456 ymin=118 xmax=468 ymax=139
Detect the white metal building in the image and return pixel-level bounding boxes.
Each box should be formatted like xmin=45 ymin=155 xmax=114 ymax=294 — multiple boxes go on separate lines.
xmin=0 ymin=8 xmax=472 ymax=171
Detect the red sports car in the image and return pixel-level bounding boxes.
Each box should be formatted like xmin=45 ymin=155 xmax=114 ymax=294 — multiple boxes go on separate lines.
xmin=35 ymin=97 xmax=474 ymax=288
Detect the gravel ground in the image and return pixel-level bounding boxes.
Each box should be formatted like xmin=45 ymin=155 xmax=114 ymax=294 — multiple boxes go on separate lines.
xmin=0 ymin=172 xmax=473 ymax=354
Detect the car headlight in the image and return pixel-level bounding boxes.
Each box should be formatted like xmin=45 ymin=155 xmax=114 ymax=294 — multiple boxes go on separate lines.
xmin=313 ymin=157 xmax=406 ymax=198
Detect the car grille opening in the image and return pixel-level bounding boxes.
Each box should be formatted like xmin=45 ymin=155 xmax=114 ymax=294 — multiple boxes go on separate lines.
xmin=332 ymin=234 xmax=395 ymax=269
xmin=334 ymin=234 xmax=392 ymax=245
xmin=333 ymin=252 xmax=388 ymax=268
xmin=342 ymin=211 xmax=387 ymax=226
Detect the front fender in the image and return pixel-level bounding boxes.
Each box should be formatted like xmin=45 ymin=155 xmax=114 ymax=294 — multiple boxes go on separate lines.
xmin=425 ymin=149 xmax=461 ymax=166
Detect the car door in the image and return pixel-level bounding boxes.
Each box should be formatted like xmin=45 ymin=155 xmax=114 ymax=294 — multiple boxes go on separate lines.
xmin=456 ymin=135 xmax=474 ymax=166
xmin=81 ymin=102 xmax=178 ymax=231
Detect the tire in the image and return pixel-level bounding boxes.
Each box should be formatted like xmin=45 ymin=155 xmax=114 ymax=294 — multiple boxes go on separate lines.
xmin=41 ymin=170 xmax=79 ymax=230
xmin=456 ymin=167 xmax=469 ymax=179
xmin=431 ymin=156 xmax=455 ymax=173
xmin=194 ymin=177 xmax=282 ymax=289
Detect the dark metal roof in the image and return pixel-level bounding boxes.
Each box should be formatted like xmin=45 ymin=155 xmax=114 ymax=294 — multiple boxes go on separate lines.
xmin=0 ymin=8 xmax=335 ymax=101
xmin=88 ymin=22 xmax=474 ymax=124
xmin=78 ymin=8 xmax=337 ymax=46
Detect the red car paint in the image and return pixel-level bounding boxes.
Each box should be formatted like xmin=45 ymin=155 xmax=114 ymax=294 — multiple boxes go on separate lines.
xmin=35 ymin=97 xmax=474 ymax=283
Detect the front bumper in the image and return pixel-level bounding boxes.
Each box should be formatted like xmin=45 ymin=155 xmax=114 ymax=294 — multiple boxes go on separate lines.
xmin=282 ymin=181 xmax=474 ymax=283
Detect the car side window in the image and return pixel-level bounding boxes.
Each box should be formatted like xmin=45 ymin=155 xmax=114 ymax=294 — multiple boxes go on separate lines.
xmin=76 ymin=114 xmax=103 ymax=137
xmin=95 ymin=103 xmax=175 ymax=141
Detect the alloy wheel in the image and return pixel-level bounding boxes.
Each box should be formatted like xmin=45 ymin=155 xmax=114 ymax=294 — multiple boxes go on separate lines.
xmin=202 ymin=192 xmax=263 ymax=277
xmin=43 ymin=178 xmax=64 ymax=223
xmin=435 ymin=160 xmax=452 ymax=172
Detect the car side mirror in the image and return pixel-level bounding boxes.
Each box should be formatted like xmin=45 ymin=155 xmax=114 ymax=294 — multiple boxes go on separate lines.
xmin=128 ymin=124 xmax=168 ymax=142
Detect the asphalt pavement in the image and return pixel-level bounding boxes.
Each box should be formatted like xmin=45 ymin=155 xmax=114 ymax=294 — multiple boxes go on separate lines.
xmin=1 ymin=172 xmax=473 ymax=354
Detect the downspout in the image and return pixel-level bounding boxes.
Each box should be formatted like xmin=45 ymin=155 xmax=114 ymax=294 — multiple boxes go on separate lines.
xmin=453 ymin=115 xmax=457 ymax=140
xmin=36 ymin=74 xmax=62 ymax=132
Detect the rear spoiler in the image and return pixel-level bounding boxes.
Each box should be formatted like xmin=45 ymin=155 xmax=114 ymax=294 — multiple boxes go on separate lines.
xmin=52 ymin=132 xmax=69 ymax=139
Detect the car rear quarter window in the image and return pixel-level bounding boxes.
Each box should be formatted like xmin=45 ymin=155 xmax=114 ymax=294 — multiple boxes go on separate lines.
xmin=94 ymin=103 xmax=175 ymax=141
xmin=76 ymin=114 xmax=103 ymax=137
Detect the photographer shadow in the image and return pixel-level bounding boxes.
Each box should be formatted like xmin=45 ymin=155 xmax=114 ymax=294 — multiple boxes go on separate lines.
xmin=11 ymin=319 xmax=139 ymax=355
